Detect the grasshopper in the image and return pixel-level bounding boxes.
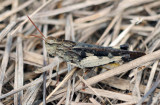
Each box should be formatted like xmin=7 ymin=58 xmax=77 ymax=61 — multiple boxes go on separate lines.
xmin=27 ymin=16 xmax=145 ymax=69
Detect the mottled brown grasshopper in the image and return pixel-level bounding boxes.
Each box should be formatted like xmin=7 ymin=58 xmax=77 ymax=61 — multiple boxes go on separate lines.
xmin=28 ymin=16 xmax=145 ymax=68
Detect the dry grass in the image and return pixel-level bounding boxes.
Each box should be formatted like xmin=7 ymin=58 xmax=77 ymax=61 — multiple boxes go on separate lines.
xmin=0 ymin=0 xmax=160 ymax=105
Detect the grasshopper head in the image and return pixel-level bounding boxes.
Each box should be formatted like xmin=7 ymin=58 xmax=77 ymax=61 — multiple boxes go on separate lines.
xmin=45 ymin=37 xmax=60 ymax=55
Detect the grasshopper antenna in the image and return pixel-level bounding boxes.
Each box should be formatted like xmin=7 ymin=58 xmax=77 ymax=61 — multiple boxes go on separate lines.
xmin=30 ymin=34 xmax=46 ymax=42
xmin=27 ymin=16 xmax=46 ymax=40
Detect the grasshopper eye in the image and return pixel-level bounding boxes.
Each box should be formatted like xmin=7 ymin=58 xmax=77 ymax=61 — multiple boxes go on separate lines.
xmin=46 ymin=37 xmax=57 ymax=43
xmin=46 ymin=39 xmax=56 ymax=44
xmin=47 ymin=43 xmax=52 ymax=45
